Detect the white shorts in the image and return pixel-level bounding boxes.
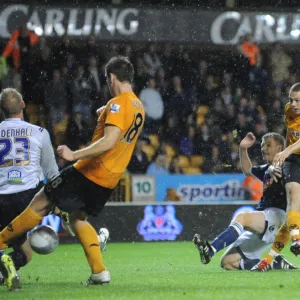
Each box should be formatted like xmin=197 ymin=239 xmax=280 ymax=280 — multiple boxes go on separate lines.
xmin=233 ymin=207 xmax=286 ymax=260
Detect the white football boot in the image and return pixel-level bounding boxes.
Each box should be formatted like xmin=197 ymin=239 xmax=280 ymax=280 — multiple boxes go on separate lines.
xmin=98 ymin=228 xmax=109 ymax=252
xmin=83 ymin=270 xmax=111 ymax=285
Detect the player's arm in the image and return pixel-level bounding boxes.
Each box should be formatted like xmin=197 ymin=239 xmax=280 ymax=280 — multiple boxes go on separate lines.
xmin=273 ymin=138 xmax=300 ymax=166
xmin=239 ymin=132 xmax=256 ymax=176
xmin=57 ymin=125 xmax=121 ymax=161
xmin=40 ymin=129 xmax=60 ymax=180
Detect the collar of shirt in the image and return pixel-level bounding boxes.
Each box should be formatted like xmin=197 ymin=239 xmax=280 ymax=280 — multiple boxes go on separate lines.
xmin=4 ymin=118 xmax=23 ymax=121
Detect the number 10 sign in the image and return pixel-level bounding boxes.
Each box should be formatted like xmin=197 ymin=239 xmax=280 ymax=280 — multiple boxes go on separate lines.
xmin=131 ymin=175 xmax=155 ymax=202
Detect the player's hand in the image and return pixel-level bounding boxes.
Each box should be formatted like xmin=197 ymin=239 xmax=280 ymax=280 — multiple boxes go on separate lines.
xmin=96 ymin=106 xmax=106 ymax=116
xmin=267 ymin=165 xmax=282 ymax=183
xmin=57 ymin=145 xmax=75 ymax=161
xmin=240 ymin=132 xmax=256 ymax=149
xmin=272 ymin=150 xmax=290 ymax=167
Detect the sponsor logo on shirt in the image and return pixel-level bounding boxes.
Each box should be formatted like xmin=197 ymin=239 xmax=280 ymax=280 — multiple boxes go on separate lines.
xmin=8 ymin=170 xmax=22 ymax=183
xmin=110 ymin=103 xmax=120 ymax=113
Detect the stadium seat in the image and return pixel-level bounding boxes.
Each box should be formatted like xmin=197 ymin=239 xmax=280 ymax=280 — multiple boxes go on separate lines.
xmin=197 ymin=105 xmax=209 ymax=115
xmin=142 ymin=144 xmax=156 ymax=161
xmin=148 ymin=134 xmax=160 ymax=150
xmin=177 ymin=155 xmax=190 ymax=168
xmin=190 ymin=155 xmax=204 ymax=168
xmin=182 ymin=167 xmax=202 ymax=174
xmin=196 ymin=105 xmax=210 ymax=126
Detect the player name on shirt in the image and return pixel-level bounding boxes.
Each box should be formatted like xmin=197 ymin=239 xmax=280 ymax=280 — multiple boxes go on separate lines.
xmin=0 ymin=128 xmax=33 ymax=138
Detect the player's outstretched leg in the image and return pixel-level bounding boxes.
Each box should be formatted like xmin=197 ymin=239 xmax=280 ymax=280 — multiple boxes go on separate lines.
xmin=193 ymin=218 xmax=244 ymax=265
xmin=71 ymin=213 xmax=110 ymax=285
xmin=0 ymin=254 xmax=22 ymax=291
xmin=193 ymin=234 xmax=213 ymax=264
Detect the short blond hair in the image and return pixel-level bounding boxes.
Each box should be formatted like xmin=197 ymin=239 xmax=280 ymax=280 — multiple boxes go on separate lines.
xmin=0 ymin=88 xmax=23 ymax=117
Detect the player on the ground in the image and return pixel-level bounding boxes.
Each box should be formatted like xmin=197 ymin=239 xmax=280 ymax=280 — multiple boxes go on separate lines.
xmin=0 ymin=88 xmax=59 ymax=290
xmin=269 ymin=82 xmax=300 ymax=256
xmin=0 ymin=56 xmax=145 ymax=288
xmin=193 ymin=132 xmax=297 ymax=270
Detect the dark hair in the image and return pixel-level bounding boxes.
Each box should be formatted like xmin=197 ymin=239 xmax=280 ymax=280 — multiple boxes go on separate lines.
xmin=262 ymin=132 xmax=285 ymax=149
xmin=105 ymin=56 xmax=134 ymax=83
xmin=0 ymin=88 xmax=23 ymax=118
xmin=290 ymin=83 xmax=300 ymax=93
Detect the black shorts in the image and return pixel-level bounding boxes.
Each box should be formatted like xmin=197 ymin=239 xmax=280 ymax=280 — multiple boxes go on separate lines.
xmin=44 ymin=166 xmax=113 ymax=216
xmin=283 ymin=154 xmax=300 ymax=184
xmin=0 ymin=183 xmax=43 ymax=248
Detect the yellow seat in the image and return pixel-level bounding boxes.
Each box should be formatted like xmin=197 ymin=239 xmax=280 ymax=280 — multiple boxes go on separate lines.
xmin=148 ymin=134 xmax=160 ymax=150
xmin=142 ymin=144 xmax=156 ymax=161
xmin=197 ymin=105 xmax=209 ymax=115
xmin=182 ymin=167 xmax=202 ymax=174
xmin=190 ymin=155 xmax=204 ymax=168
xmin=177 ymin=155 xmax=190 ymax=168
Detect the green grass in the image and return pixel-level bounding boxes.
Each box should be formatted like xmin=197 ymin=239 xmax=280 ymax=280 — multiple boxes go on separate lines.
xmin=2 ymin=242 xmax=300 ymax=300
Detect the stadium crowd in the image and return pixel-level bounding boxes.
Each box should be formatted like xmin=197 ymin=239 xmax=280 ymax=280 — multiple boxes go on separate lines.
xmin=0 ymin=28 xmax=295 ymax=177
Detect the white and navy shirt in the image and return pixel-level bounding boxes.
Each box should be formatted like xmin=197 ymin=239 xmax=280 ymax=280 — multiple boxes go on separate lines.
xmin=0 ymin=118 xmax=59 ymax=194
xmin=251 ymin=164 xmax=286 ymax=211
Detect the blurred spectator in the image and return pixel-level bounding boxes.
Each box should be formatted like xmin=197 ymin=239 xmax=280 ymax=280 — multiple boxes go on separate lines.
xmin=166 ymin=76 xmax=191 ymax=120
xmin=1 ymin=24 xmax=39 ymax=71
xmin=161 ymin=45 xmax=175 ymax=75
xmin=196 ymin=59 xmax=208 ymax=84
xmin=238 ymin=34 xmax=260 ymax=66
xmin=127 ymin=139 xmax=149 ymax=174
xmin=70 ymin=65 xmax=97 ymax=122
xmin=197 ymin=75 xmax=218 ymax=105
xmin=65 ymin=111 xmax=89 ymax=150
xmin=180 ymin=125 xmax=196 ymax=155
xmin=235 ymin=114 xmax=252 ymax=140
xmin=135 ymin=57 xmax=149 ymax=93
xmin=169 ymin=156 xmax=184 ymax=174
xmin=221 ymin=86 xmax=233 ymax=105
xmin=155 ymin=67 xmax=169 ymax=98
xmin=161 ymin=115 xmax=181 ymax=146
xmin=242 ymin=175 xmax=263 ymax=201
xmin=139 ymin=77 xmax=164 ymax=132
xmin=87 ymin=56 xmax=102 ymax=99
xmin=144 ymin=44 xmax=161 ymax=76
xmin=270 ymin=42 xmax=292 ymax=87
xmin=44 ymin=69 xmax=68 ymax=127
xmin=194 ymin=124 xmax=213 ymax=157
xmin=202 ymin=145 xmax=225 ymax=173
xmin=53 ymin=34 xmax=76 ymax=68
xmin=1 ymin=24 xmax=39 ymax=105
xmin=267 ymin=99 xmax=283 ymax=130
xmin=147 ymin=153 xmax=169 ymax=175
xmin=248 ymin=54 xmax=269 ymax=109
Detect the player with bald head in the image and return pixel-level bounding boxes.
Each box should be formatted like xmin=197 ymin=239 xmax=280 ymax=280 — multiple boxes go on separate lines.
xmin=0 ymin=88 xmax=59 ymax=291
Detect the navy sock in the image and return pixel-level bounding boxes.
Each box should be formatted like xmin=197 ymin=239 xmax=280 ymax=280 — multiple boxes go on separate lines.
xmin=8 ymin=249 xmax=28 ymax=271
xmin=239 ymin=258 xmax=260 ymax=270
xmin=210 ymin=221 xmax=243 ymax=257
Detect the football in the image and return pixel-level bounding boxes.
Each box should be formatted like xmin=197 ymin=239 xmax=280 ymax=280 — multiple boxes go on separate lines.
xmin=29 ymin=225 xmax=59 ymax=255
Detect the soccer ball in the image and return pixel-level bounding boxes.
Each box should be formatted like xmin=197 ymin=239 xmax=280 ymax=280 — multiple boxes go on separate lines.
xmin=29 ymin=225 xmax=59 ymax=255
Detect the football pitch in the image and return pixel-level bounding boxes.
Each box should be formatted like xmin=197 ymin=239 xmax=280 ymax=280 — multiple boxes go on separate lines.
xmin=2 ymin=242 xmax=300 ymax=300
